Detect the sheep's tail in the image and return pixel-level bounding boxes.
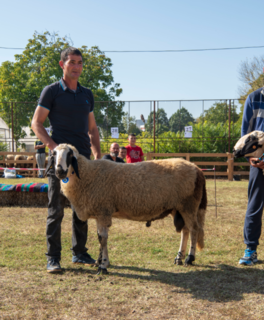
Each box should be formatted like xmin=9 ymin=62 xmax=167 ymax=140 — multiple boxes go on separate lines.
xmin=196 ymin=171 xmax=207 ymax=251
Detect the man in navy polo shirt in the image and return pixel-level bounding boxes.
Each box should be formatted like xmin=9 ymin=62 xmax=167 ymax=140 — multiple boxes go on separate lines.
xmin=31 ymin=47 xmax=101 ymax=273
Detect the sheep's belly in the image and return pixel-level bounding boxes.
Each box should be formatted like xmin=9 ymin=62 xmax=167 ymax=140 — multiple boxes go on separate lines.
xmin=112 ymin=210 xmax=169 ymax=221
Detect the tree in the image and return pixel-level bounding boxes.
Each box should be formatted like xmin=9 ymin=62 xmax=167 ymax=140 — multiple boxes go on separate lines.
xmin=169 ymin=107 xmax=194 ymax=133
xmin=239 ymin=55 xmax=264 ymax=99
xmin=121 ymin=112 xmax=141 ymax=135
xmin=0 ymin=31 xmax=123 ymax=143
xmin=198 ymin=102 xmax=239 ymax=125
xmin=238 ymin=55 xmax=264 ymax=116
xmin=145 ymin=108 xmax=169 ymax=135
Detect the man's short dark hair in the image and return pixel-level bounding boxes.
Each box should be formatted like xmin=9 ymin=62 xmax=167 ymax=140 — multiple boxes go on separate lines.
xmin=61 ymin=47 xmax=83 ymax=62
xmin=120 ymin=146 xmax=126 ymax=150
xmin=128 ymin=133 xmax=136 ymax=137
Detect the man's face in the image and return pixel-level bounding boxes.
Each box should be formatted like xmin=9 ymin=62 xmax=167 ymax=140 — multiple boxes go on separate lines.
xmin=110 ymin=143 xmax=119 ymax=157
xmin=128 ymin=136 xmax=136 ymax=145
xmin=119 ymin=148 xmax=127 ymax=159
xmin=60 ymin=54 xmax=83 ymax=80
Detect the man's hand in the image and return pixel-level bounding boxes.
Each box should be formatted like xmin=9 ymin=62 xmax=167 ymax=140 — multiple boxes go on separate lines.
xmin=249 ymin=157 xmax=264 ymax=169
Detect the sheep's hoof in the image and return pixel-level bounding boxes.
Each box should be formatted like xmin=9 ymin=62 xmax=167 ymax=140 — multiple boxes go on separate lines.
xmin=96 ymin=267 xmax=108 ymax=275
xmin=95 ymin=260 xmax=101 ymax=267
xmin=184 ymin=255 xmax=195 ymax=266
xmin=174 ymin=257 xmax=183 ymax=265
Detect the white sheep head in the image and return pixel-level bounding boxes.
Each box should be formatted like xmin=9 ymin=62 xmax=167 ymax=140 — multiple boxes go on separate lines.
xmin=53 ymin=144 xmax=80 ymax=180
xmin=233 ymin=130 xmax=264 ymax=158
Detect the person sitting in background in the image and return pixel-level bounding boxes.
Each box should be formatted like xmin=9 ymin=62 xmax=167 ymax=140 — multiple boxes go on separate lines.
xmin=102 ymin=143 xmax=124 ymax=163
xmin=119 ymin=146 xmax=127 ymax=161
xmin=125 ymin=133 xmax=144 ymax=163
xmin=34 ymin=139 xmax=46 ymax=178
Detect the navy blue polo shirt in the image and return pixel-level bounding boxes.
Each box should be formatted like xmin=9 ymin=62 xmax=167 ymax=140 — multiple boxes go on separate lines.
xmin=38 ymin=78 xmax=94 ymax=158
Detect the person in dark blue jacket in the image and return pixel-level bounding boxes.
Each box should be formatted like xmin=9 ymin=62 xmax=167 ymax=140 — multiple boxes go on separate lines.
xmin=239 ymin=87 xmax=264 ymax=265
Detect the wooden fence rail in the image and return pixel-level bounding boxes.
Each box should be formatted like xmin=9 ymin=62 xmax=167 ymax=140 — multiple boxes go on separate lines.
xmin=0 ymin=152 xmax=248 ymax=181
xmin=146 ymin=152 xmax=249 ymax=181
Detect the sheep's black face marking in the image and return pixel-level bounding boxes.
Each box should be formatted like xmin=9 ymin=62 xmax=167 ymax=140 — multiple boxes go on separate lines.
xmin=66 ymin=148 xmax=74 ymax=167
xmin=233 ymin=138 xmax=262 ymax=158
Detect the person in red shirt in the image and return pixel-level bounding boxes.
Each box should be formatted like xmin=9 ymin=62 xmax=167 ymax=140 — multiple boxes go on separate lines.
xmin=125 ymin=133 xmax=144 ymax=163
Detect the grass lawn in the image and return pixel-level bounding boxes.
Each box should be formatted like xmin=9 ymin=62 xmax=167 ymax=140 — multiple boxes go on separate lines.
xmin=1 ymin=179 xmax=264 ymax=319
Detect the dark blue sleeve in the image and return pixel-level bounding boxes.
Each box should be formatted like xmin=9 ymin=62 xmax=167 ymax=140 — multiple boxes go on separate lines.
xmin=241 ymin=95 xmax=253 ymax=137
xmin=38 ymin=86 xmax=53 ymax=111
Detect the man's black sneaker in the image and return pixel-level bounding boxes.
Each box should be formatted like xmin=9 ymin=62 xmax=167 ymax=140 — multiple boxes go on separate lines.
xmin=72 ymin=252 xmax=96 ymax=265
xmin=47 ymin=259 xmax=62 ymax=273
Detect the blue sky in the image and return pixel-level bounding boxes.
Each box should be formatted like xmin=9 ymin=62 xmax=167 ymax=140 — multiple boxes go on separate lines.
xmin=1 ymin=0 xmax=263 ymax=119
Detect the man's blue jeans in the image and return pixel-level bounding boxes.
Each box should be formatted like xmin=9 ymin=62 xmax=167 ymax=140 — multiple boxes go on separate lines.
xmin=244 ymin=166 xmax=264 ymax=248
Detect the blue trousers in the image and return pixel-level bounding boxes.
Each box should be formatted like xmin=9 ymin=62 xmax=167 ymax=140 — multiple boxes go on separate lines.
xmin=244 ymin=166 xmax=264 ymax=248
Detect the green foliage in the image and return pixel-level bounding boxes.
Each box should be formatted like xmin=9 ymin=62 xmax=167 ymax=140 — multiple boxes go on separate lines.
xmin=99 ymin=121 xmax=241 ymax=157
xmin=198 ymin=102 xmax=239 ymax=125
xmin=169 ymin=107 xmax=195 ymax=133
xmin=0 ymin=31 xmax=123 ymax=142
xmin=121 ymin=112 xmax=141 ymax=135
xmin=145 ymin=108 xmax=169 ymax=135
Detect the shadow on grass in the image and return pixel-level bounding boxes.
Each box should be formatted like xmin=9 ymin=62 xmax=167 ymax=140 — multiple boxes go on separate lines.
xmin=106 ymin=263 xmax=264 ymax=302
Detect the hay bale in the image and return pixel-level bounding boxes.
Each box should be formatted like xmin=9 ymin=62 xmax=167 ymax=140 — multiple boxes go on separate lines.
xmin=0 ymin=191 xmax=70 ymax=207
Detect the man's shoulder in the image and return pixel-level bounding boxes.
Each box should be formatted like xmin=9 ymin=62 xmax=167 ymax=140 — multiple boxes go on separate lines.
xmin=248 ymin=87 xmax=264 ymax=102
xmin=40 ymin=81 xmax=61 ymax=97
xmin=102 ymin=154 xmax=112 ymax=160
xmin=43 ymin=80 xmax=61 ymax=91
xmin=79 ymin=84 xmax=93 ymax=96
xmin=116 ymin=157 xmax=125 ymax=163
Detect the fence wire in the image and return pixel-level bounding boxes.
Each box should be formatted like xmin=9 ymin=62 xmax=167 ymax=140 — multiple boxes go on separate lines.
xmin=0 ymin=99 xmax=244 ymax=156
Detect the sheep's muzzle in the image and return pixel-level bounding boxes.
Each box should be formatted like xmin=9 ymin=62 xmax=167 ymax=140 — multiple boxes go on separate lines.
xmin=55 ymin=165 xmax=68 ymax=180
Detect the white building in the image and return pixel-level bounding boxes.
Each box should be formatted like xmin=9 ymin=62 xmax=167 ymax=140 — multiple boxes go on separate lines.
xmin=0 ymin=117 xmax=37 ymax=152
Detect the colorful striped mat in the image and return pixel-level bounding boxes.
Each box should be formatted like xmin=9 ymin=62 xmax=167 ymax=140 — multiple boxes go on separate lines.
xmin=0 ymin=183 xmax=48 ymax=192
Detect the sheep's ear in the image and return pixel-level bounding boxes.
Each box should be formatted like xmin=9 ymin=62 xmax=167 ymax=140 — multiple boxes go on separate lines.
xmin=72 ymin=156 xmax=80 ymax=179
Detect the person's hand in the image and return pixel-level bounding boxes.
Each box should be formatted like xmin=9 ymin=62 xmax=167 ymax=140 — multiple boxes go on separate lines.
xmin=249 ymin=157 xmax=264 ymax=169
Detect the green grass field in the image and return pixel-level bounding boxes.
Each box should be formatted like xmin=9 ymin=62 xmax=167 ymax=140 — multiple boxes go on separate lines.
xmin=1 ymin=179 xmax=264 ymax=319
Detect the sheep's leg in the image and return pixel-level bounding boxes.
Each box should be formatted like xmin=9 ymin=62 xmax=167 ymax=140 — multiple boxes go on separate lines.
xmin=96 ymin=220 xmax=110 ymax=275
xmin=185 ymin=222 xmax=198 ymax=266
xmin=174 ymin=226 xmax=189 ymax=265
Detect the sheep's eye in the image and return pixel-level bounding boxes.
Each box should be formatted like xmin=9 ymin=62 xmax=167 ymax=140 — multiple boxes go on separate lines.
xmin=53 ymin=151 xmax=57 ymax=156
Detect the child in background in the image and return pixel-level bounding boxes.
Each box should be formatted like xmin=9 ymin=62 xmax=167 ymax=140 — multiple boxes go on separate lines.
xmin=125 ymin=133 xmax=144 ymax=163
xmin=119 ymin=146 xmax=127 ymax=161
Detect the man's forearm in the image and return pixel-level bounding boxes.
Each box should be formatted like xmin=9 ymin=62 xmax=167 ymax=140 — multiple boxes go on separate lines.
xmin=89 ymin=127 xmax=101 ymax=159
xmin=32 ymin=122 xmax=57 ymax=150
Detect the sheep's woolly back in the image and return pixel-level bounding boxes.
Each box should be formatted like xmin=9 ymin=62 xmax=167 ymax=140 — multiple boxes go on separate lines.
xmin=60 ymin=153 xmax=204 ymax=225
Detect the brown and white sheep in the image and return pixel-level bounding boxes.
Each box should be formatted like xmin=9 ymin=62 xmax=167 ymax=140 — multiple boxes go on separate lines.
xmin=50 ymin=144 xmax=207 ymax=274
xmin=6 ymin=155 xmax=14 ymax=168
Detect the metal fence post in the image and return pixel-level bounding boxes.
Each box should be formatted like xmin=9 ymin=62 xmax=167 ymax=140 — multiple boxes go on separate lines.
xmin=11 ymin=102 xmax=14 ymax=152
xmin=228 ymin=99 xmax=231 ymax=153
xmin=153 ymin=101 xmax=156 ymax=153
xmin=227 ymin=153 xmax=234 ymax=181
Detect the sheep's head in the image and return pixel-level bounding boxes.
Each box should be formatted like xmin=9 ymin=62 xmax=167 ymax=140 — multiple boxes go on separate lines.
xmin=233 ymin=131 xmax=264 ymax=158
xmin=53 ymin=144 xmax=80 ymax=180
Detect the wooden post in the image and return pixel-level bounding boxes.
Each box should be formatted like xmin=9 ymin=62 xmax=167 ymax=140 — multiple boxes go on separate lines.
xmin=227 ymin=153 xmax=234 ymax=181
xmin=186 ymin=153 xmax=190 ymax=161
xmin=146 ymin=152 xmax=154 ymax=161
